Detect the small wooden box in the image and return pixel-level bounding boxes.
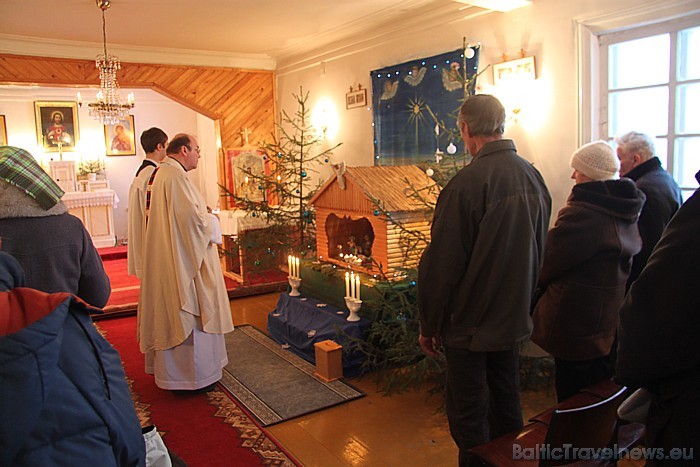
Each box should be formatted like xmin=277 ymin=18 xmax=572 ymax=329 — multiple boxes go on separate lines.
xmin=314 ymin=340 xmax=343 ymax=382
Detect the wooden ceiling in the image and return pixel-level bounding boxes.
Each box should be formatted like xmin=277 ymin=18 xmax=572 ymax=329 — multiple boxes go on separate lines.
xmin=0 ymin=53 xmax=276 ymax=151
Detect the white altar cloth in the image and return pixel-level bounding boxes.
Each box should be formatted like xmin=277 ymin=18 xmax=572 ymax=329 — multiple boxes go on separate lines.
xmin=218 ymin=210 xmax=269 ymax=236
xmin=62 ymin=189 xmax=119 ymax=209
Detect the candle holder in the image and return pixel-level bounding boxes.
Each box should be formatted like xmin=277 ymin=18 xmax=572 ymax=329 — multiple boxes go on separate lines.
xmin=344 ymin=297 xmax=362 ymax=322
xmin=288 ymin=275 xmax=301 ymax=297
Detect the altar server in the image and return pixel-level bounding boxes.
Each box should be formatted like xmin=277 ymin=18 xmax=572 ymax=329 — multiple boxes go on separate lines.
xmin=138 ymin=134 xmax=233 ymax=392
xmin=127 ymin=127 xmax=168 ymax=278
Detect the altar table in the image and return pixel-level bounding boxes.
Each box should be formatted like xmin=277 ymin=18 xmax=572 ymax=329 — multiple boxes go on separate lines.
xmin=62 ymin=190 xmax=118 ymax=248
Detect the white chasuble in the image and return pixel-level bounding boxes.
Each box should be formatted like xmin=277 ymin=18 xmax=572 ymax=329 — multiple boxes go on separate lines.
xmin=138 ymin=158 xmax=233 ymax=354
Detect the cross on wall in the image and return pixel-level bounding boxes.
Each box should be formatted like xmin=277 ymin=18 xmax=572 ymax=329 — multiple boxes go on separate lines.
xmin=240 ymin=127 xmax=252 ymax=146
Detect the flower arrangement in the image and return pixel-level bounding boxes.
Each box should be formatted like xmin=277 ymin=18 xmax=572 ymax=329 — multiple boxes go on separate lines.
xmin=77 ymin=159 xmax=105 ymax=176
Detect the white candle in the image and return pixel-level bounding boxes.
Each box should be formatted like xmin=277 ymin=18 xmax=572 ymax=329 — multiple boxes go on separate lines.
xmin=355 ymin=275 xmax=361 ymax=301
xmin=350 ymin=272 xmax=356 ymax=299
xmin=288 ymin=255 xmax=292 ymax=275
xmin=345 ymin=272 xmax=350 ymax=298
xmin=295 ymin=257 xmax=300 ymax=278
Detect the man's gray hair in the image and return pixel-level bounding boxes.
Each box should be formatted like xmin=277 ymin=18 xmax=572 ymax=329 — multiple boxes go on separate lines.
xmin=615 ymin=131 xmax=655 ymax=162
xmin=458 ymin=94 xmax=505 ymax=136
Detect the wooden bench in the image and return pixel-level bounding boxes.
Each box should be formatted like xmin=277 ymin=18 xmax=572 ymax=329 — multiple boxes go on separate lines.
xmin=468 ymin=380 xmax=645 ymax=466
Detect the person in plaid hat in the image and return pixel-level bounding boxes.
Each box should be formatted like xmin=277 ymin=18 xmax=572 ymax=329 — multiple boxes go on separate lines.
xmin=0 ymin=146 xmax=110 ymax=307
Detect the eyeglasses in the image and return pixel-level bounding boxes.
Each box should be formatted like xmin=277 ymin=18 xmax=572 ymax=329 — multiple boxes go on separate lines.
xmin=186 ymin=145 xmax=201 ymax=155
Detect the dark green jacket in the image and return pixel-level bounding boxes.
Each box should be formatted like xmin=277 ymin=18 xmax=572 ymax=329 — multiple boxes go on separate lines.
xmin=418 ymin=139 xmax=551 ymax=351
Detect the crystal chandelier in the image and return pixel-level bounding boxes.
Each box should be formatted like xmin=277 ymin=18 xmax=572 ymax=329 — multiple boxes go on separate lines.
xmin=78 ymin=0 xmax=134 ymax=125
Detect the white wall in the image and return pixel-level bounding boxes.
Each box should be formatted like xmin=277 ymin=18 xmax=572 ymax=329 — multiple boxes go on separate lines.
xmin=275 ymin=0 xmax=697 ymax=216
xmin=0 ymin=86 xmax=216 ymax=241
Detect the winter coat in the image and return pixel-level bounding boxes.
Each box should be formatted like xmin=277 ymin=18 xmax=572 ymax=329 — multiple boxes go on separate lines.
xmin=531 ymin=178 xmax=645 ymax=360
xmin=0 ymin=257 xmax=145 ymax=465
xmin=418 ymin=139 xmax=552 ymax=351
xmin=624 ymin=157 xmax=682 ymax=287
xmin=0 ymin=180 xmax=110 ymax=307
xmin=616 ymin=171 xmax=700 ymax=456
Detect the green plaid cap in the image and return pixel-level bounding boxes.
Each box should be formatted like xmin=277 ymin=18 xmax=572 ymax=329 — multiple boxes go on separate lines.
xmin=0 ymin=146 xmax=64 ymax=210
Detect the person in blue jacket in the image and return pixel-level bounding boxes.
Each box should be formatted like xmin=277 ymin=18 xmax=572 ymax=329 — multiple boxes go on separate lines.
xmin=0 ymin=251 xmax=146 ymax=466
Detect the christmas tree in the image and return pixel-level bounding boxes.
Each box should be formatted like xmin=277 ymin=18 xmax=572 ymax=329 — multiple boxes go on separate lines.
xmin=220 ymin=88 xmax=341 ymax=273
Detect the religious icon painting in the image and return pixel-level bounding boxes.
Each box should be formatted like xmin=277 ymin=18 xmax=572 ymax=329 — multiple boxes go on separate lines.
xmin=224 ymin=148 xmax=268 ymax=205
xmin=104 ymin=115 xmax=136 ymax=156
xmin=34 ymin=101 xmax=80 ymax=152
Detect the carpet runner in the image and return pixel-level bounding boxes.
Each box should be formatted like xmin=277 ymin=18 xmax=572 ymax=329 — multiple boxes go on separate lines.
xmin=99 ymin=246 xmax=288 ymax=314
xmin=221 ymin=325 xmax=365 ymax=427
xmin=96 ymin=316 xmax=299 ymax=466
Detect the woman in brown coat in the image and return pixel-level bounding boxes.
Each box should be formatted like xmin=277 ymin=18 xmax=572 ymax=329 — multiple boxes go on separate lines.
xmin=531 ymin=140 xmax=645 ymax=402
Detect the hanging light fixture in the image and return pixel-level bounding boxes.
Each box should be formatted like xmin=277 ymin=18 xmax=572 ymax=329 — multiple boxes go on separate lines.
xmin=78 ymin=0 xmax=134 ymax=125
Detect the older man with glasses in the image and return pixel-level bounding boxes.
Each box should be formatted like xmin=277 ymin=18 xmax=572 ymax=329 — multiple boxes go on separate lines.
xmin=138 ymin=133 xmax=233 ymax=394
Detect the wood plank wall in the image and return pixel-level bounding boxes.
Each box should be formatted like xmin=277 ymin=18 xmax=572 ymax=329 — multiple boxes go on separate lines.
xmin=0 ymin=53 xmax=276 ymax=152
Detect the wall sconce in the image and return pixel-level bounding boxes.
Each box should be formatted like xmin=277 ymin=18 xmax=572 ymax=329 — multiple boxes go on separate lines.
xmin=490 ymin=52 xmax=537 ymax=124
xmin=311 ymin=98 xmax=339 ymax=140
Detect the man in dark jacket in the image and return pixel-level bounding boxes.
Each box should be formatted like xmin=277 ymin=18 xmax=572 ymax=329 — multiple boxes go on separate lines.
xmin=615 ymin=131 xmax=682 ymax=288
xmin=616 ymin=170 xmax=700 ymax=464
xmin=418 ymin=94 xmax=551 ymax=464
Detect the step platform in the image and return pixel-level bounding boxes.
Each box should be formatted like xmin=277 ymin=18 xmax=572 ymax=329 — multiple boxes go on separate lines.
xmin=267 ymin=292 xmax=371 ymax=377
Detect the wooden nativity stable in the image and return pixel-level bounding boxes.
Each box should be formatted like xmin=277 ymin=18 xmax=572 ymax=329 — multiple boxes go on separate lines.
xmin=309 ymin=165 xmax=438 ymax=276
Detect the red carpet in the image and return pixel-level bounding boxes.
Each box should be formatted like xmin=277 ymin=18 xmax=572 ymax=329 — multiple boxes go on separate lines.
xmin=97 ymin=316 xmax=299 ymax=466
xmin=99 ymin=246 xmax=288 ymax=314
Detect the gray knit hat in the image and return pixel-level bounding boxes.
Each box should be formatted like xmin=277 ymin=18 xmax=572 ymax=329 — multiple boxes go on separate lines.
xmin=570 ymin=140 xmax=620 ymax=181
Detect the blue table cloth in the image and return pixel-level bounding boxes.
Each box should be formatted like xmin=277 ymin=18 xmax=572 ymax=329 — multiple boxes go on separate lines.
xmin=267 ymin=292 xmax=371 ymax=377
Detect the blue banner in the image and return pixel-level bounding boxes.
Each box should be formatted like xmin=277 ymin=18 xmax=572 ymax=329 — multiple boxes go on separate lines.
xmin=371 ymin=47 xmax=480 ymax=166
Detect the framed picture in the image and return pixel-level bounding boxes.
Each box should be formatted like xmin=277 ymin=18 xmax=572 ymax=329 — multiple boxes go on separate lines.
xmin=0 ymin=115 xmax=7 ymax=145
xmin=493 ymin=56 xmax=536 ymax=86
xmin=34 ymin=101 xmax=80 ymax=152
xmin=346 ymin=87 xmax=367 ymax=109
xmin=104 ymin=115 xmax=136 ymax=156
xmin=224 ymin=148 xmax=268 ymax=203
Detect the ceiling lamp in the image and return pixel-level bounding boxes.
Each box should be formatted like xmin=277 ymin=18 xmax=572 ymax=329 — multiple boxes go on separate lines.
xmin=78 ymin=0 xmax=134 ymax=125
xmin=453 ymin=0 xmax=532 ymax=12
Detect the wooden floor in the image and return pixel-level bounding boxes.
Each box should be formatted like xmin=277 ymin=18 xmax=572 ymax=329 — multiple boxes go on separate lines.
xmin=229 ymin=293 xmax=557 ymax=466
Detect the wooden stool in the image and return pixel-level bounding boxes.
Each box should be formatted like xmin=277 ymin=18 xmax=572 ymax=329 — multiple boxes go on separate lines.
xmin=314 ymin=340 xmax=343 ymax=382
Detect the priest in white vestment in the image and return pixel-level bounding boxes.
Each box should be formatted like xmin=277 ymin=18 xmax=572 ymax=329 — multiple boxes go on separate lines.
xmin=138 ymin=133 xmax=234 ymax=391
xmin=127 ymin=127 xmax=168 ymax=279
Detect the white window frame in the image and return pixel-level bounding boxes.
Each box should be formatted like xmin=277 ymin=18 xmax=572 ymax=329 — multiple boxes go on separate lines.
xmin=575 ymin=1 xmax=700 ymax=143
xmin=599 ymin=15 xmax=700 ymax=189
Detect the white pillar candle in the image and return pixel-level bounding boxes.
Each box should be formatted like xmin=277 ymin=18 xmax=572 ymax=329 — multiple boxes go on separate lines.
xmin=295 ymin=257 xmax=300 ymax=278
xmin=350 ymin=272 xmax=356 ymax=299
xmin=355 ymin=275 xmax=361 ymax=301
xmin=345 ymin=272 xmax=350 ymax=298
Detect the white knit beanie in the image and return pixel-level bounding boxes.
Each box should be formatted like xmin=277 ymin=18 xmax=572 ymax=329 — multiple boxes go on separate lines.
xmin=570 ymin=140 xmax=620 ymax=181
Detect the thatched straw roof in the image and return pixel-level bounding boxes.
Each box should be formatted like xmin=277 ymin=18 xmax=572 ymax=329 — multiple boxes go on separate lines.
xmin=310 ymin=165 xmax=438 ymax=212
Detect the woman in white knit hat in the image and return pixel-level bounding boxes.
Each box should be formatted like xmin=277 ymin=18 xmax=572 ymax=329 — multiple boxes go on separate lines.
xmin=530 ymin=140 xmax=646 ymax=402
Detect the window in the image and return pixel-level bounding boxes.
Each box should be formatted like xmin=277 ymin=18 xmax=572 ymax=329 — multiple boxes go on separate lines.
xmin=600 ymin=17 xmax=700 ymax=200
